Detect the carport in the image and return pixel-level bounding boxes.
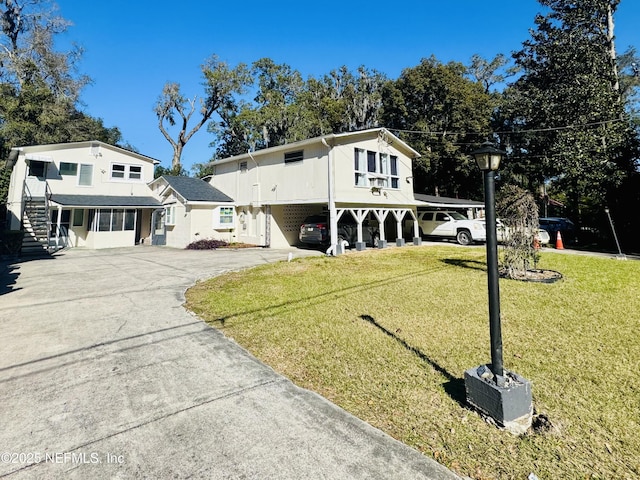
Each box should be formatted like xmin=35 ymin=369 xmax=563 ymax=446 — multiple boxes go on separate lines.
xmin=414 ymin=193 xmax=484 ymax=219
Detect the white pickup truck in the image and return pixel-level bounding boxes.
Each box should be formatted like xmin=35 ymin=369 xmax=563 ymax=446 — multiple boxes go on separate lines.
xmin=413 ymin=210 xmax=486 ymax=245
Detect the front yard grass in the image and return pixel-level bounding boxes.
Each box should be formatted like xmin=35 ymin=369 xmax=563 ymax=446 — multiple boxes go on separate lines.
xmin=185 ymin=246 xmax=640 ymax=479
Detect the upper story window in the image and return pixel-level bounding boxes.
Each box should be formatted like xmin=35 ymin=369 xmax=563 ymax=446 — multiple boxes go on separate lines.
xmin=354 ymin=148 xmax=400 ymax=189
xmin=284 ymin=150 xmax=303 ymax=164
xmin=60 ymin=162 xmax=78 ymax=176
xmin=110 ymin=163 xmax=143 ymax=181
xmin=239 ymin=161 xmax=248 ymax=172
xmin=79 ymin=164 xmax=93 ymax=186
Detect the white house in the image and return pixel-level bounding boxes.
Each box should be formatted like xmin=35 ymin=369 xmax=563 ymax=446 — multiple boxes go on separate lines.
xmin=205 ymin=128 xmax=423 ymax=252
xmin=148 ymin=175 xmax=235 ymax=248
xmin=6 ymin=141 xmax=161 ymax=252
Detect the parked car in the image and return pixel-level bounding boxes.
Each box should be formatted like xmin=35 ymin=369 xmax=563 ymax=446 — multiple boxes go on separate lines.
xmin=496 ymin=222 xmax=551 ymax=245
xmin=539 ymin=217 xmax=576 ymax=244
xmin=408 ymin=210 xmax=486 ymax=245
xmin=299 ymin=214 xmax=380 ymax=248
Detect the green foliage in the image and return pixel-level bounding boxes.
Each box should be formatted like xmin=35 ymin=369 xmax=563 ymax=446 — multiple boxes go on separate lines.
xmin=499 ymin=0 xmax=639 ymax=224
xmin=496 ymin=185 xmax=541 ymax=277
xmin=0 ymin=0 xmax=122 ymax=157
xmin=154 ymin=164 xmax=187 ymax=179
xmin=381 ymin=56 xmax=493 ymax=198
xmin=0 ymin=229 xmax=23 ymax=255
xmin=210 ymin=61 xmax=386 ymax=158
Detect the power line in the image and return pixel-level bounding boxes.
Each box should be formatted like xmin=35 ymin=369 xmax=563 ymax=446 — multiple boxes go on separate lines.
xmin=388 ymin=117 xmax=626 ymax=139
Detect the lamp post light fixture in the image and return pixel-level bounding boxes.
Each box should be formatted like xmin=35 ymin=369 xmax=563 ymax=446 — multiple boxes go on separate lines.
xmin=463 ymin=141 xmax=533 ymax=435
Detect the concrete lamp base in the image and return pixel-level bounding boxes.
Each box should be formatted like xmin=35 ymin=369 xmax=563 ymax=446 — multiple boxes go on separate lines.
xmin=464 ymin=365 xmax=533 ymax=435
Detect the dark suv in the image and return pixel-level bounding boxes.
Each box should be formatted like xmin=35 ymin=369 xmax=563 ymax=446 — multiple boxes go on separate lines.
xmin=299 ymin=214 xmax=380 ymax=248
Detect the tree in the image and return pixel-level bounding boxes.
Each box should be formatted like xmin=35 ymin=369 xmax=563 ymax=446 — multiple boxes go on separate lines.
xmin=210 ymin=61 xmax=386 ymax=158
xmin=381 ymin=56 xmax=493 ymax=199
xmin=154 ymin=55 xmax=251 ymax=170
xmin=0 ymin=0 xmax=122 ymax=225
xmin=499 ymin=0 xmax=639 ymax=230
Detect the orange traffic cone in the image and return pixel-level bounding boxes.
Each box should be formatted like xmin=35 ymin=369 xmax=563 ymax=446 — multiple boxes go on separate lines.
xmin=555 ymin=231 xmax=565 ymax=250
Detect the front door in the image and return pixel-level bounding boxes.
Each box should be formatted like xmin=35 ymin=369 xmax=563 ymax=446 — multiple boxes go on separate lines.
xmin=151 ymin=209 xmax=166 ymax=246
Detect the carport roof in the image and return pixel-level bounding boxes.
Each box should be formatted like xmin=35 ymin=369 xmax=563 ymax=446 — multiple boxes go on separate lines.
xmin=50 ymin=194 xmax=162 ymax=208
xmin=414 ymin=194 xmax=483 ymax=209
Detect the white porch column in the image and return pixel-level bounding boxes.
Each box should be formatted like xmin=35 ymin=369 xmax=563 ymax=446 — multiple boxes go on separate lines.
xmin=372 ymin=209 xmax=389 ymax=249
xmin=349 ymin=208 xmax=370 ymax=251
xmin=392 ymin=209 xmax=408 ymax=247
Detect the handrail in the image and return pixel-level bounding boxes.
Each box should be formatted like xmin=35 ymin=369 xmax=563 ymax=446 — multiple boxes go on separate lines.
xmin=44 ymin=182 xmax=52 ymax=250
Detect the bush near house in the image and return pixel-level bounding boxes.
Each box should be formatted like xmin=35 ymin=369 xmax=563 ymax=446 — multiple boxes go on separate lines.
xmin=185 ymin=239 xmax=230 ymax=250
xmin=0 ymin=230 xmax=24 ymax=256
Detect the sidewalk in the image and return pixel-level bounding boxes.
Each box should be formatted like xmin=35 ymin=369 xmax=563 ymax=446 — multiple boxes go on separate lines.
xmin=0 ymin=246 xmax=461 ymax=479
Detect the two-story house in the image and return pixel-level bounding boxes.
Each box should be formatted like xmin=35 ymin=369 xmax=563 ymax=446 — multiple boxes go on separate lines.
xmin=205 ymin=128 xmax=423 ymax=252
xmin=6 ymin=141 xmax=161 ymax=252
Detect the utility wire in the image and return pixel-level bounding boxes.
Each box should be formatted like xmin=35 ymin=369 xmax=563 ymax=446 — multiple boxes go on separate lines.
xmin=388 ymin=117 xmax=626 ymax=139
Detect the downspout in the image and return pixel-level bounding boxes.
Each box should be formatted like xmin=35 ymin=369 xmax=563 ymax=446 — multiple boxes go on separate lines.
xmin=247 ymin=150 xmax=267 ymax=246
xmin=321 ymin=136 xmax=338 ymax=255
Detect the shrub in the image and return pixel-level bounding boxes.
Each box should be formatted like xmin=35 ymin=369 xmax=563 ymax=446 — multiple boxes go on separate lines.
xmin=185 ymin=238 xmax=229 ymax=250
xmin=0 ymin=230 xmax=24 ymax=255
xmin=496 ymin=185 xmax=540 ymax=278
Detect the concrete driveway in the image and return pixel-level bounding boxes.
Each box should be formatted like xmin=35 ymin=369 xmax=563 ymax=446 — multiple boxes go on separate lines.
xmin=0 ymin=246 xmax=459 ymax=479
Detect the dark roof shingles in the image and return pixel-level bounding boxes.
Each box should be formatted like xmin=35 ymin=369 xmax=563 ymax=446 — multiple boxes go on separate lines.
xmin=162 ymin=176 xmax=233 ymax=203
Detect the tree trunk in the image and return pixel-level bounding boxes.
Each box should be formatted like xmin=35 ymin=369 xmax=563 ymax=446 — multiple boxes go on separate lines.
xmin=607 ymin=3 xmax=620 ymax=92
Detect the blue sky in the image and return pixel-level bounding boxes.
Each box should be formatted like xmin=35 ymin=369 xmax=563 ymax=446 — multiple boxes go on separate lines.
xmin=54 ymin=0 xmax=640 ymax=172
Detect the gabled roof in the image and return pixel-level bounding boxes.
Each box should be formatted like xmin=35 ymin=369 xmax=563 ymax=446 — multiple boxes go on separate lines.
xmin=10 ymin=140 xmax=160 ymax=165
xmin=212 ymin=128 xmax=421 ymax=166
xmin=155 ymin=176 xmax=234 ymax=203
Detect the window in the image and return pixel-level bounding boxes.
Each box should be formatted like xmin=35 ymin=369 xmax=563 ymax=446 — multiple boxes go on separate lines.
xmin=28 ymin=161 xmax=47 ymax=178
xmin=112 ymin=210 xmax=124 ymax=231
xmin=91 ymin=209 xmax=136 ymax=232
xmin=239 ymin=161 xmax=248 ymax=172
xmin=60 ymin=162 xmax=78 ymax=176
xmin=353 ymin=149 xmax=400 ymax=189
xmin=354 ymin=148 xmax=367 ymax=186
xmin=124 ymin=210 xmax=136 ymax=230
xmin=390 ymin=156 xmax=399 ymax=189
xmin=129 ymin=166 xmax=142 ymax=180
xmin=165 ymin=205 xmax=176 ymax=226
xmin=98 ymin=210 xmax=111 ymax=231
xmin=367 ymin=151 xmax=376 ymax=172
xmin=72 ymin=209 xmax=84 ymax=227
xmin=79 ymin=164 xmax=93 ymax=186
xmin=219 ymin=207 xmax=234 ymax=225
xmin=111 ymin=164 xmax=125 ymax=179
xmin=111 ymin=163 xmax=144 ymax=181
xmin=284 ymin=150 xmax=303 ymax=164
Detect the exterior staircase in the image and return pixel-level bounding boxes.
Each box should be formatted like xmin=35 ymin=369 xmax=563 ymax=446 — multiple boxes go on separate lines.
xmin=21 ymin=198 xmax=51 ymax=256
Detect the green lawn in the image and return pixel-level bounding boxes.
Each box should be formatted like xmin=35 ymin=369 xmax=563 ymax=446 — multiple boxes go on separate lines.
xmin=185 ymin=246 xmax=640 ymax=479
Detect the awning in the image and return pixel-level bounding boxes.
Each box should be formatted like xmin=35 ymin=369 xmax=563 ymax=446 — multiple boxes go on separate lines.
xmin=414 ymin=194 xmax=483 ymax=209
xmin=25 ymin=154 xmax=53 ymax=162
xmin=49 ymin=194 xmax=162 ymax=209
